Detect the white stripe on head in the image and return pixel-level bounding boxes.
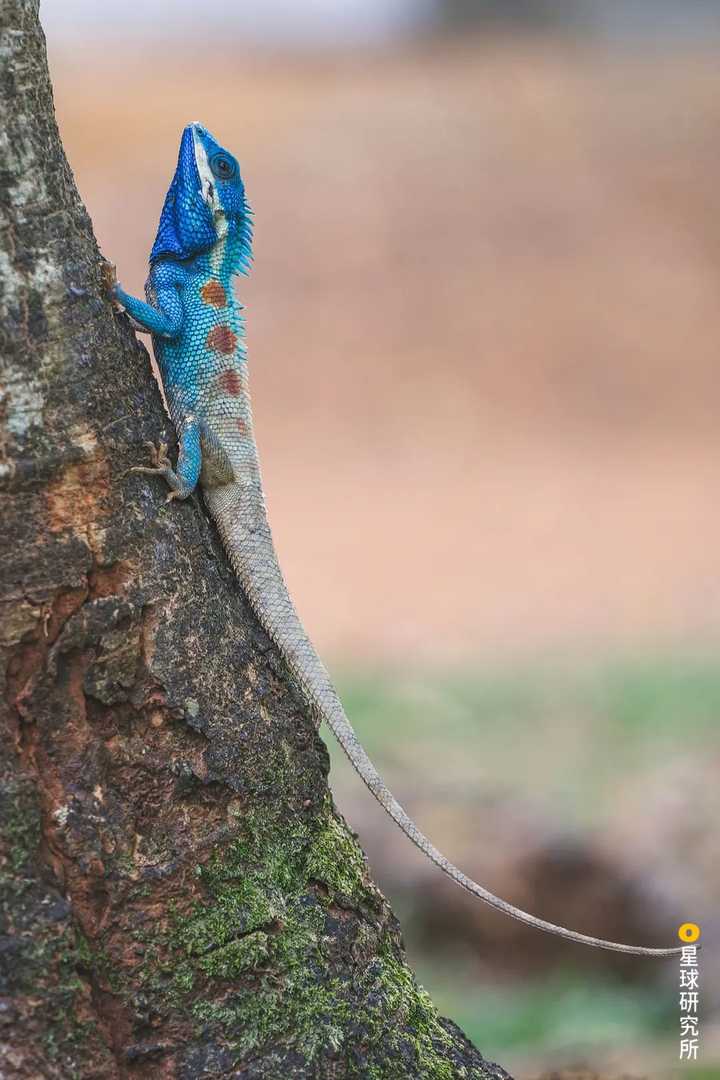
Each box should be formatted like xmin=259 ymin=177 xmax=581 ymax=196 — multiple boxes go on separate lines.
xmin=192 ymin=125 xmax=219 ymax=213
xmin=191 ymin=123 xmax=227 ymax=268
xmin=191 ymin=124 xmax=228 ymax=266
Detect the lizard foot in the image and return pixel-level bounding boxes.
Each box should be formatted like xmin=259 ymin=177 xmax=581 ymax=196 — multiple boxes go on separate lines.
xmin=129 ymin=441 xmax=178 ymax=489
xmin=101 ymin=261 xmax=123 ymax=310
xmin=130 ymin=440 xmax=173 ymax=471
xmin=129 ymin=441 xmax=192 ymax=502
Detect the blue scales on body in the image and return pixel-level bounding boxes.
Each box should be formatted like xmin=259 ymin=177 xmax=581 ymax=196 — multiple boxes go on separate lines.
xmin=113 ymin=123 xmax=681 ymax=958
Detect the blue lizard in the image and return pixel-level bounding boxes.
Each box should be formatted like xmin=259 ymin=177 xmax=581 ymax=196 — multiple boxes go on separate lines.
xmin=112 ymin=123 xmax=681 ymax=958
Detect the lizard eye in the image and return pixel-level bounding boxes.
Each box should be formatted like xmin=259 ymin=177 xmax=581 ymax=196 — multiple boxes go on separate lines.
xmin=210 ymin=153 xmax=237 ymax=181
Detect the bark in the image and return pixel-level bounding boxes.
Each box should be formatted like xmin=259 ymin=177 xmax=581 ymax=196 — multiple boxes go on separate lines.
xmin=0 ymin=2 xmax=512 ymax=1077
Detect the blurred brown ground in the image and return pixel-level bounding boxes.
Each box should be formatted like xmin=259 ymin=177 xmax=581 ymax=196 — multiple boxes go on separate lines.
xmin=48 ymin=38 xmax=720 ymax=666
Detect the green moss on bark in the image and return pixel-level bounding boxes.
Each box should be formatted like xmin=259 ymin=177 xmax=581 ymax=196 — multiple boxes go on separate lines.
xmin=121 ymin=797 xmax=499 ymax=1076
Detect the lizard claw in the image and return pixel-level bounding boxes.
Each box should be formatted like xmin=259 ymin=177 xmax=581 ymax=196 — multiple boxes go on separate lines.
xmin=128 ymin=440 xmax=174 ymax=477
xmin=136 ymin=440 xmax=173 ymax=470
xmin=101 ymin=261 xmax=123 ymax=310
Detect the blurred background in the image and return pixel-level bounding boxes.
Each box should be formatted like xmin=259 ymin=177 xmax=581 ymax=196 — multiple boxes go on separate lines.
xmin=43 ymin=1 xmax=719 ymax=1076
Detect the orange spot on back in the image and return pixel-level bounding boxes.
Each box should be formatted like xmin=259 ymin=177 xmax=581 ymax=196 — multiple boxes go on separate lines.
xmin=206 ymin=325 xmax=237 ymax=355
xmin=236 ymin=417 xmax=248 ymax=435
xmin=219 ymin=369 xmax=242 ymax=396
xmin=200 ymin=280 xmax=227 ymax=308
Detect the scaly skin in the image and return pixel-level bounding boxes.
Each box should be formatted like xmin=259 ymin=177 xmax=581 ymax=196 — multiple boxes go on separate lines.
xmin=113 ymin=123 xmax=682 ymax=958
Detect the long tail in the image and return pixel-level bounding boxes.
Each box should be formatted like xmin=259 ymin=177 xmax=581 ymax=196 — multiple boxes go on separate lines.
xmin=205 ymin=481 xmax=682 ymax=958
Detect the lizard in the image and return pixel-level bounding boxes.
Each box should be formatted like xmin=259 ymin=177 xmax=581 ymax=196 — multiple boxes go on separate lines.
xmin=111 ymin=122 xmax=682 ymax=958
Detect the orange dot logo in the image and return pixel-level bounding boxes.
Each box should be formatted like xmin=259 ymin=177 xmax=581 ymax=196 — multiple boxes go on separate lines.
xmin=678 ymin=923 xmax=701 ymax=943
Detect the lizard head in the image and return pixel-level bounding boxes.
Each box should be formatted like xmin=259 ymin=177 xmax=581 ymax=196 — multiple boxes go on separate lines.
xmin=150 ymin=123 xmax=252 ymax=270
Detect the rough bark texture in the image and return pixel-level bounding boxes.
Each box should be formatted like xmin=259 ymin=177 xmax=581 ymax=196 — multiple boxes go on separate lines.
xmin=0 ymin=2 xmax=512 ymax=1077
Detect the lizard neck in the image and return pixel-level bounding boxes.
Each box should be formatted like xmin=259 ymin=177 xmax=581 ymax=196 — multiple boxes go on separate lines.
xmin=197 ymin=215 xmax=251 ymax=283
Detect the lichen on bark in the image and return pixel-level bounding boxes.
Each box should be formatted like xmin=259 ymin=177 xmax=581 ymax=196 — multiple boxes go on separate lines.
xmin=0 ymin=1 xmax=512 ymax=1076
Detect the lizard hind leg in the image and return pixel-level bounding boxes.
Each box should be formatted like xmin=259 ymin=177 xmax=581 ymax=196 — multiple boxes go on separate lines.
xmin=132 ymin=420 xmax=202 ymax=501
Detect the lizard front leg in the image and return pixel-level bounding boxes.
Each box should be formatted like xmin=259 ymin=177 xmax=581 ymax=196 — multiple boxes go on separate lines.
xmin=111 ymin=266 xmax=198 ymax=495
xmin=112 ymin=282 xmax=184 ymax=339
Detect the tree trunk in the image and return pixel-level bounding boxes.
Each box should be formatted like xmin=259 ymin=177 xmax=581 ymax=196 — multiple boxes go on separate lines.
xmin=0 ymin=2 xmax=512 ymax=1077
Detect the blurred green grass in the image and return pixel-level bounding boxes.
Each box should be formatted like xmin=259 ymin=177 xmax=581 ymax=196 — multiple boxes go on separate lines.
xmin=407 ymin=959 xmax=716 ymax=1079
xmin=326 ymin=651 xmax=719 ymax=1075
xmin=331 ymin=651 xmax=720 ymax=822
xmin=412 ymin=966 xmax=669 ymax=1058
